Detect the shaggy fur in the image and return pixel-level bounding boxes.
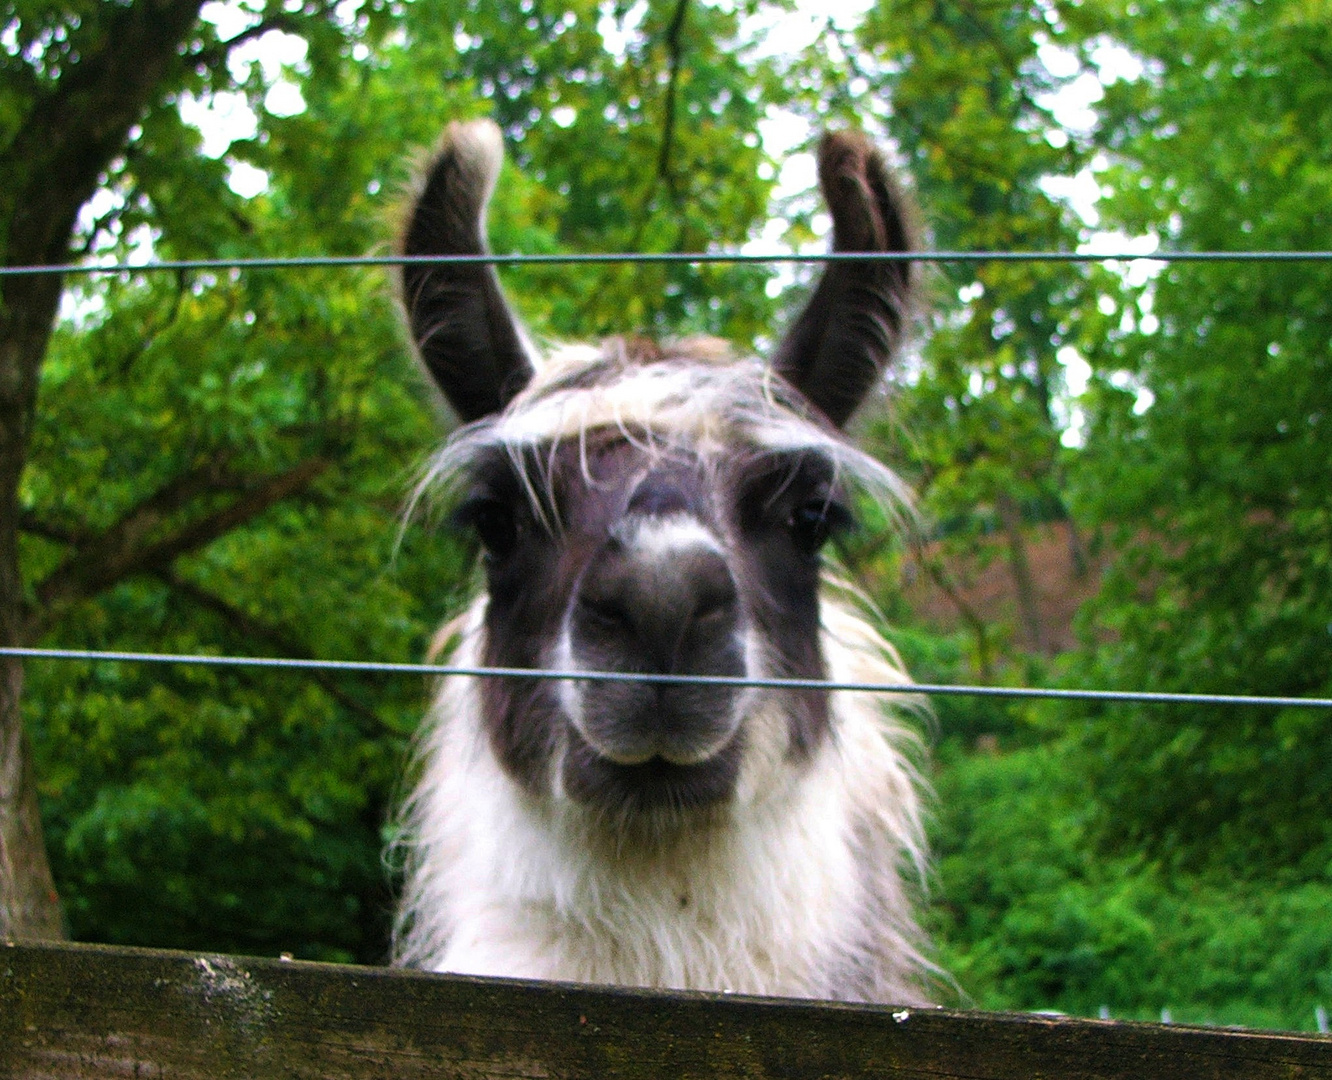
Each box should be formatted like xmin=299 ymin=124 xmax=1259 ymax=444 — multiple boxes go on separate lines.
xmin=390 ymin=119 xmax=935 ymax=1004
xmin=395 ymin=591 xmax=929 ymax=1002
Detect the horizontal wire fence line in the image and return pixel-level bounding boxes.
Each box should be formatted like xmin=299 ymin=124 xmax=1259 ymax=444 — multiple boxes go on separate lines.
xmin=2 ymin=647 xmax=1330 ymax=711
xmin=4 ymin=249 xmax=1332 ymax=277
xmin=7 ymin=244 xmax=1328 ymax=717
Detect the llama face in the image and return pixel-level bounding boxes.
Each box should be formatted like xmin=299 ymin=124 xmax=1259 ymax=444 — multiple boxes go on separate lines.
xmin=400 ymin=119 xmax=915 ymax=821
xmin=447 ymin=411 xmax=854 ymax=815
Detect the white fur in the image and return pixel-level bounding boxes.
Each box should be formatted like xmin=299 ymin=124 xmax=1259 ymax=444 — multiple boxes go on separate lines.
xmin=393 ymin=592 xmax=931 ymax=1003
xmin=394 ymin=342 xmax=934 ymax=1005
xmin=614 ymin=512 xmax=724 ymax=562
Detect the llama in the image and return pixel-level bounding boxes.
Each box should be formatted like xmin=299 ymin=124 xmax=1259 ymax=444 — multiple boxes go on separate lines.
xmin=391 ymin=118 xmax=933 ymax=1005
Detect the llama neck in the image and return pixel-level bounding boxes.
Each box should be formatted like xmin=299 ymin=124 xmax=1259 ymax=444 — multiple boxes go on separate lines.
xmin=443 ymin=727 xmax=867 ymax=998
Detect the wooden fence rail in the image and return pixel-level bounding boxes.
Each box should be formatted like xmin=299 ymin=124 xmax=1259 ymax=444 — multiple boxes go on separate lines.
xmin=3 ymin=941 xmax=1330 ymax=1079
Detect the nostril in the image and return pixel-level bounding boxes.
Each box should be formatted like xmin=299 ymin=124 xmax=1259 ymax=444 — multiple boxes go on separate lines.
xmin=688 ymin=553 xmax=739 ymax=624
xmin=692 ymin=589 xmax=738 ymax=628
xmin=572 ymin=541 xmax=742 ymax=675
xmin=577 ymin=593 xmax=632 ymax=633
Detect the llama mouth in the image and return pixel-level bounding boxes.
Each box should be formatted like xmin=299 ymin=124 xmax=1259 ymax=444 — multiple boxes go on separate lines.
xmin=559 ymin=669 xmax=747 ymax=768
xmin=562 ymin=728 xmax=744 ymax=813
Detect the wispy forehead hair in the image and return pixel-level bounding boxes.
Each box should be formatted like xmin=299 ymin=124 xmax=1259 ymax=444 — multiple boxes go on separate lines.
xmin=414 ymin=337 xmax=913 ymax=521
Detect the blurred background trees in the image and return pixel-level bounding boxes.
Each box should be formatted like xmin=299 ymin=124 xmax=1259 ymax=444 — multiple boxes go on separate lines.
xmin=2 ymin=0 xmax=1328 ymax=1029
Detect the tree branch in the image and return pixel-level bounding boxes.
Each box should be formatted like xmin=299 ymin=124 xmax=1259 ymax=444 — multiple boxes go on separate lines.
xmin=629 ymin=0 xmax=691 ymax=254
xmin=156 ymin=569 xmax=389 ymax=736
xmin=917 ymin=548 xmax=995 ymax=681
xmin=996 ymin=492 xmax=1045 ymax=654
xmin=25 ymin=456 xmax=330 ymax=640
xmin=654 ymin=0 xmax=691 ymax=202
xmin=16 ymin=512 xmax=89 ymax=547
xmin=112 ymin=270 xmax=192 ymax=379
xmin=30 ymin=454 xmax=237 ymax=595
xmin=3 ymin=0 xmax=209 ymax=267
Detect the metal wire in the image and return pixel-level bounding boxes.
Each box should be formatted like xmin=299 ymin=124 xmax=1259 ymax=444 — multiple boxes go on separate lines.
xmin=1 ymin=647 xmax=1328 ymax=710
xmin=4 ymin=246 xmax=1327 ymax=714
xmin=3 ymin=250 xmax=1332 ymax=277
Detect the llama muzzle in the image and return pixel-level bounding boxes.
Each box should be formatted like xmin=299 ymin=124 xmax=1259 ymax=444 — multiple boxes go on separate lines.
xmin=563 ymin=479 xmax=747 ymax=770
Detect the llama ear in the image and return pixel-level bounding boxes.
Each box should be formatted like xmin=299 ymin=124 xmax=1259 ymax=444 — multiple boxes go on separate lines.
xmin=771 ymin=130 xmax=917 ymax=429
xmin=398 ymin=119 xmax=536 ymax=423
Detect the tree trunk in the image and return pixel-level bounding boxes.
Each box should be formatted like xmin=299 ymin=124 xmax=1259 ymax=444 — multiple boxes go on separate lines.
xmin=921 ymin=554 xmax=995 ymax=681
xmin=996 ymin=492 xmax=1045 ymax=655
xmin=1066 ymin=514 xmax=1091 ymax=580
xmin=0 ymin=709 xmax=63 ymax=940
xmin=0 ymin=0 xmax=209 ymax=941
xmin=0 ymin=274 xmax=65 ymax=940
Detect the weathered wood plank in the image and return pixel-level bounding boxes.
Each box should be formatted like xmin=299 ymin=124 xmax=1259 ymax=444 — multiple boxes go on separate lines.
xmin=2 ymin=941 xmax=1329 ymax=1079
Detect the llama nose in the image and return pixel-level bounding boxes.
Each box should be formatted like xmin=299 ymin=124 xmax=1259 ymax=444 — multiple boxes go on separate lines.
xmin=573 ymin=531 xmax=742 ymax=675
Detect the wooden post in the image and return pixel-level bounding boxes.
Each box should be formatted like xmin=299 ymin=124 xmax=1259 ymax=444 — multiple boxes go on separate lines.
xmin=3 ymin=940 xmax=1330 ymax=1079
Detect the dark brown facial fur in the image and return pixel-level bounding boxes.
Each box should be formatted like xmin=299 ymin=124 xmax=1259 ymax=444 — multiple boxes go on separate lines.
xmin=451 ymin=429 xmax=854 ymax=816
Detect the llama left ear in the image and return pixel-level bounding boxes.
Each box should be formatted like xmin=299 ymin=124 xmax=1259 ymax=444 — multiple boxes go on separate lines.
xmin=398 ymin=119 xmax=537 ymax=424
xmin=771 ymin=131 xmax=917 ymax=429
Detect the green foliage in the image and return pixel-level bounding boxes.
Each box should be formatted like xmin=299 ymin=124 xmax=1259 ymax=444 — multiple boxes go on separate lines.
xmin=1064 ymin=0 xmax=1332 ymax=878
xmin=10 ymin=0 xmax=1331 ymax=1028
xmin=931 ymin=741 xmax=1332 ymax=1030
xmin=13 ymin=0 xmax=479 ymax=957
xmin=846 ymin=0 xmax=1332 ymax=1029
xmin=25 ymin=168 xmax=461 ymax=962
xmin=798 ymin=0 xmax=1115 ymax=664
xmin=384 ymin=0 xmax=779 ymax=344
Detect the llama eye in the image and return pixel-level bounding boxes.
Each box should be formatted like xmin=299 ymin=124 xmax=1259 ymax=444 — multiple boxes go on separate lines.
xmin=456 ymin=497 xmax=520 ymax=558
xmin=789 ymin=499 xmax=852 ymax=555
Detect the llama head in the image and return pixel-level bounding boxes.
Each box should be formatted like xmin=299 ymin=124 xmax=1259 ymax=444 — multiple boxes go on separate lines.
xmin=399 ymin=120 xmax=916 ymax=823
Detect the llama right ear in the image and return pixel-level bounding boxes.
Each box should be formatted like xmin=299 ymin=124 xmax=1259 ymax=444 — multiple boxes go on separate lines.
xmin=398 ymin=119 xmax=536 ymax=423
xmin=771 ymin=131 xmax=917 ymax=429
